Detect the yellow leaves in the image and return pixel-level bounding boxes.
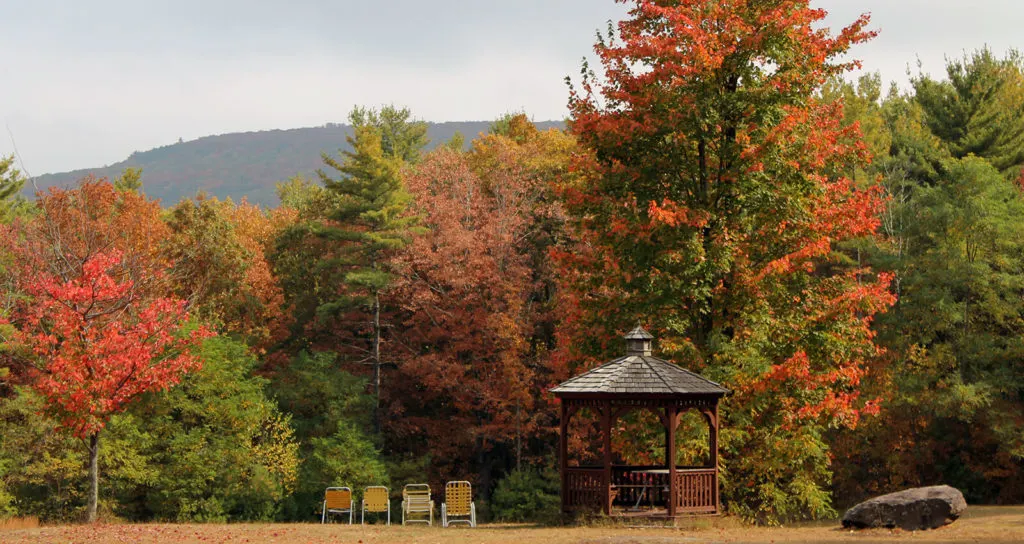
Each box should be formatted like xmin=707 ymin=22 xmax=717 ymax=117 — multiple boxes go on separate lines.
xmin=250 ymin=413 xmax=300 ymax=494
xmin=165 ymin=194 xmax=292 ymax=348
xmin=468 ymin=116 xmax=578 ymax=187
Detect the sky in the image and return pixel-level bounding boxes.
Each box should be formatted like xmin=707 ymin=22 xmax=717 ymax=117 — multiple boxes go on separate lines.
xmin=1 ymin=0 xmax=1021 ymax=175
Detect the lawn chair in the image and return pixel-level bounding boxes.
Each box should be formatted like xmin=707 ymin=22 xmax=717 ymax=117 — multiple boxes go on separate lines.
xmin=361 ymin=486 xmax=390 ymax=525
xmin=321 ymin=487 xmax=353 ymax=524
xmin=401 ymin=483 xmax=434 ymax=525
xmin=441 ymin=481 xmax=476 ymax=527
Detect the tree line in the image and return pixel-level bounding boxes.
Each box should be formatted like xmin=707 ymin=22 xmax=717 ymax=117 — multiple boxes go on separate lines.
xmin=1 ymin=0 xmax=1022 ymax=526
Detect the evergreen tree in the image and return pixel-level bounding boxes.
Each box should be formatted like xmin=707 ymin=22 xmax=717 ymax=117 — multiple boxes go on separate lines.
xmin=913 ymin=49 xmax=1024 ymax=179
xmin=347 ymin=105 xmax=428 ymax=164
xmin=829 ymin=61 xmax=1024 ymax=505
xmin=113 ymin=167 xmax=144 ymax=194
xmin=0 ymin=155 xmax=28 ymax=224
xmin=846 ymin=156 xmax=1024 ymax=502
xmin=316 ymin=107 xmax=425 ymax=434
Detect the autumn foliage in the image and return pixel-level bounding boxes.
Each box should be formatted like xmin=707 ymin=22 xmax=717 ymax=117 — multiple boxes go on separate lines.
xmin=0 ymin=181 xmax=220 ymax=521
xmin=1 ymin=182 xmax=208 ymax=428
xmin=9 ymin=250 xmax=207 ymax=437
xmin=164 ymin=195 xmax=290 ymax=350
xmin=2 ymin=2 xmax=1023 ymax=526
xmin=384 ymin=121 xmax=574 ymax=485
xmin=559 ymin=0 xmax=894 ymax=522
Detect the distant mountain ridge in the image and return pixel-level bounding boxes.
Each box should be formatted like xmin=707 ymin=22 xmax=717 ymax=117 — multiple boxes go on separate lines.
xmin=31 ymin=121 xmax=565 ymax=207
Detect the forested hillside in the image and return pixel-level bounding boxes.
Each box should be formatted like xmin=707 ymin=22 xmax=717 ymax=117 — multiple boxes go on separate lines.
xmin=2 ymin=0 xmax=1023 ymax=529
xmin=30 ymin=121 xmax=563 ymax=207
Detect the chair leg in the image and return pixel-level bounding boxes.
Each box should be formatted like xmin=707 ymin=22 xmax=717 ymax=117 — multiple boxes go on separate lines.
xmin=321 ymin=502 xmax=326 ymax=524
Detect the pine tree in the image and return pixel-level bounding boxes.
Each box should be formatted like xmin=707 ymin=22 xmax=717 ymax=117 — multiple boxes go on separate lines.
xmin=913 ymin=49 xmax=1024 ymax=179
xmin=316 ymin=107 xmax=425 ymax=434
xmin=0 ymin=155 xmax=28 ymax=224
xmin=347 ymin=105 xmax=428 ymax=164
xmin=113 ymin=167 xmax=144 ymax=193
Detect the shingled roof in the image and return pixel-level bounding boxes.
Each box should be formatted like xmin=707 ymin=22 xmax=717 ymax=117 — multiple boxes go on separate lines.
xmin=552 ymin=327 xmax=728 ymax=396
xmin=552 ymin=355 xmax=728 ymax=395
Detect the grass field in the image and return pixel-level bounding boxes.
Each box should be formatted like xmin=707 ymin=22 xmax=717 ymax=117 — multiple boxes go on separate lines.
xmin=2 ymin=506 xmax=1021 ymax=543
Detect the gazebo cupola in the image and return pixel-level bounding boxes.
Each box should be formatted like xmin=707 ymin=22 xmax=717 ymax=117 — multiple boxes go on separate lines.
xmin=552 ymin=326 xmax=728 ymax=518
xmin=624 ymin=324 xmax=653 ymax=356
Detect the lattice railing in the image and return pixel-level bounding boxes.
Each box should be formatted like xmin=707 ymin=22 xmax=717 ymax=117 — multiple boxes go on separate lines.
xmin=565 ymin=466 xmax=717 ymax=514
xmin=675 ymin=468 xmax=716 ymax=513
xmin=564 ymin=468 xmax=605 ymax=509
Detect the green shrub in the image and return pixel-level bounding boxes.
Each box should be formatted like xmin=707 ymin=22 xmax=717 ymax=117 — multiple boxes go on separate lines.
xmin=270 ymin=351 xmax=387 ymax=520
xmin=490 ymin=465 xmax=560 ymax=524
xmin=111 ymin=336 xmax=300 ymax=521
xmin=0 ymin=388 xmax=86 ymax=522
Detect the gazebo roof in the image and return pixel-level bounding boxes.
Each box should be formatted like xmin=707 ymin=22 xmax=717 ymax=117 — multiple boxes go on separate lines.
xmin=551 ymin=354 xmax=729 ymax=396
xmin=623 ymin=324 xmax=654 ymax=340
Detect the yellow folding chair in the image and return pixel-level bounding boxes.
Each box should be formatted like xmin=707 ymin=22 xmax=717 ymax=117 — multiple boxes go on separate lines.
xmin=402 ymin=483 xmax=434 ymax=525
xmin=361 ymin=486 xmax=391 ymax=525
xmin=441 ymin=481 xmax=476 ymax=527
xmin=321 ymin=487 xmax=353 ymax=524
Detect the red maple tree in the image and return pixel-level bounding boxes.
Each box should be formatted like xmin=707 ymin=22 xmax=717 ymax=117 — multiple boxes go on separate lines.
xmin=14 ymin=250 xmax=209 ymax=429
xmin=0 ymin=180 xmax=210 ymax=522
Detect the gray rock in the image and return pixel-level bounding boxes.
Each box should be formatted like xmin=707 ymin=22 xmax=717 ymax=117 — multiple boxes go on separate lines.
xmin=842 ymin=485 xmax=967 ymax=531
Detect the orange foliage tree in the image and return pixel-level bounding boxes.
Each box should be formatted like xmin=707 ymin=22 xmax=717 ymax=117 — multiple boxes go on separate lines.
xmin=164 ymin=195 xmax=291 ymax=350
xmin=558 ymin=0 xmax=894 ymax=522
xmin=387 ymin=120 xmax=575 ymax=488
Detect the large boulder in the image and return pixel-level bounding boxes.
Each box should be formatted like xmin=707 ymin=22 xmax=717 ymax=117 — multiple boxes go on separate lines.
xmin=842 ymin=485 xmax=967 ymax=530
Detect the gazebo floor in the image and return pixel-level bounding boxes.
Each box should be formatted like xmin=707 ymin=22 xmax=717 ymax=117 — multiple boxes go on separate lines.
xmin=610 ymin=507 xmax=720 ymax=520
xmin=613 ymin=507 xmax=671 ymax=519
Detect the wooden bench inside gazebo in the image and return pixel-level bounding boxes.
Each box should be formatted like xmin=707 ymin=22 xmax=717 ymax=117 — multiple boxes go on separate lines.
xmin=552 ymin=326 xmax=728 ymax=518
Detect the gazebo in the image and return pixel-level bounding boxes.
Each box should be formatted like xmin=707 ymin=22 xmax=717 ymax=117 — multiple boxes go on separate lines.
xmin=552 ymin=326 xmax=728 ymax=517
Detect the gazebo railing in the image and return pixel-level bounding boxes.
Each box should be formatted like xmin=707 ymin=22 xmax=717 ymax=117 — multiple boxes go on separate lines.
xmin=675 ymin=468 xmax=716 ymax=513
xmin=565 ymin=465 xmax=717 ymax=513
xmin=564 ymin=468 xmax=605 ymax=509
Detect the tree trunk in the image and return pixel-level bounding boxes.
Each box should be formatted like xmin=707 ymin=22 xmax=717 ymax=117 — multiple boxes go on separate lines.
xmin=86 ymin=431 xmax=100 ymax=523
xmin=372 ymin=290 xmax=381 ymax=435
xmin=515 ymin=398 xmax=522 ymax=470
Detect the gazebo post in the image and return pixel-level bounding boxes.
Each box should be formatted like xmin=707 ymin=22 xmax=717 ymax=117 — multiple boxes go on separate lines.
xmin=601 ymin=402 xmax=613 ymax=516
xmin=559 ymin=401 xmax=568 ymax=513
xmin=710 ymin=403 xmax=720 ymax=512
xmin=666 ymin=405 xmax=678 ymax=517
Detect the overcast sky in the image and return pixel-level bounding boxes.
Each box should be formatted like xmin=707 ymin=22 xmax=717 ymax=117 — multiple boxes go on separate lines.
xmin=1 ymin=0 xmax=1020 ymax=175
